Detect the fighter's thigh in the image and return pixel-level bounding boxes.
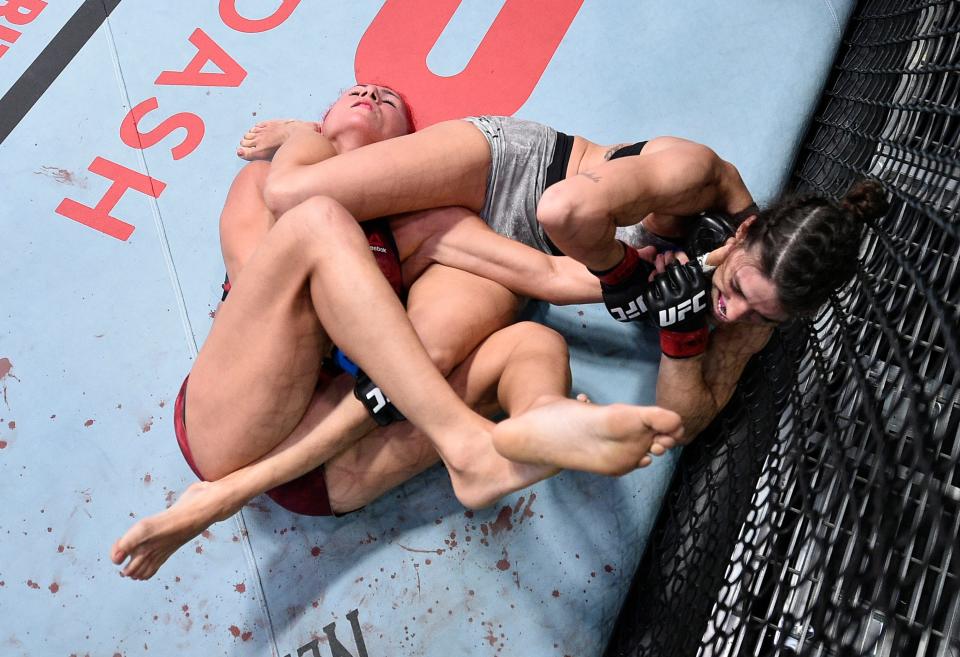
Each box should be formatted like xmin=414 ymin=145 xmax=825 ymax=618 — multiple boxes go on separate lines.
xmin=219 ymin=160 xmax=276 ymax=280
xmin=313 ymin=120 xmax=491 ymax=220
xmin=450 ymin=321 xmax=571 ymax=412
xmin=187 ymin=214 xmax=332 ymax=476
xmin=405 ymin=264 xmax=519 ymax=376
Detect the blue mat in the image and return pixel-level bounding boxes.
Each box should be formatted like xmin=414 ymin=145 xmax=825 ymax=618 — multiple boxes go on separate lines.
xmin=0 ymin=2 xmax=853 ymax=654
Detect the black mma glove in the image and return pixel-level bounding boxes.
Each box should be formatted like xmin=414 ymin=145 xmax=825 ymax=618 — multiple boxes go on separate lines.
xmin=644 ymin=261 xmax=711 ymax=358
xmin=354 ymin=369 xmax=406 ymax=426
xmin=684 ymin=211 xmax=736 ymax=274
xmin=591 ymin=241 xmax=655 ymax=322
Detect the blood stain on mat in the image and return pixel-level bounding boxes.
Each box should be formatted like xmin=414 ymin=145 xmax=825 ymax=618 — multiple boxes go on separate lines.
xmin=234 ymin=582 xmax=245 ymax=593
xmin=0 ymin=359 xmax=19 ymax=407
xmin=143 ymin=473 xmax=152 ymax=484
xmin=0 ymin=441 xmax=7 ymax=449
xmin=489 ymin=505 xmax=514 ymax=535
xmin=552 ymin=589 xmax=560 ymax=597
xmin=164 ymin=490 xmax=176 ymax=508
xmin=228 ymin=625 xmax=241 ymax=637
xmin=35 ymin=166 xmax=88 ymax=187
xmin=464 ymin=510 xmax=474 ymax=518
xmin=49 ymin=582 xmax=59 ymax=593
xmin=201 ymin=530 xmax=213 ymax=540
xmin=141 ymin=418 xmax=153 ymax=433
xmin=496 ymin=549 xmax=511 ymax=571
xmin=360 ymin=532 xmax=377 ymax=544
xmin=83 ymin=419 xmax=94 ymax=427
xmin=7 ymin=420 xmax=14 ymax=429
xmin=310 ymin=546 xmax=322 ymax=557
xmin=57 ymin=544 xmax=64 ymax=553
xmin=26 ymin=579 xmax=40 ymax=589
xmin=520 ymin=493 xmax=537 ymax=522
xmin=604 ymin=564 xmax=614 ymax=573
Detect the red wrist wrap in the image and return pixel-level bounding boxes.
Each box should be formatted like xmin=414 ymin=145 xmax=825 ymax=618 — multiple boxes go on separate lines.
xmin=660 ymin=327 xmax=709 ymax=358
xmin=593 ymin=243 xmax=640 ymax=286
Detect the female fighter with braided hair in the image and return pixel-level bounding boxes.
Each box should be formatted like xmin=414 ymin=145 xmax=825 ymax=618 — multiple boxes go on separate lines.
xmin=633 ymin=180 xmax=889 ymax=446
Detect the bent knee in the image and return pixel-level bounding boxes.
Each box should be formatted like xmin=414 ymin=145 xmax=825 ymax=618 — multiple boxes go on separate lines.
xmin=511 ymin=321 xmax=569 ymax=359
xmin=536 ymin=184 xmax=582 ymax=236
xmin=237 ymin=159 xmax=271 ymax=185
xmin=275 ymin=196 xmax=359 ymax=243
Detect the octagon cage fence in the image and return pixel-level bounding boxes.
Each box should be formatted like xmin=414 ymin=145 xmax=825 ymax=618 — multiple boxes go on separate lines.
xmin=606 ymin=2 xmax=960 ymax=656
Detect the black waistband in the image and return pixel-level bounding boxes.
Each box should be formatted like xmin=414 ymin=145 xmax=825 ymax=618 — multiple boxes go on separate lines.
xmin=545 ymin=131 xmax=575 ymax=190
xmin=542 ymin=131 xmax=575 ymax=255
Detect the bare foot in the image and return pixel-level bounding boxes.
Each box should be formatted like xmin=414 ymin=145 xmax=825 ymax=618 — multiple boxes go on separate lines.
xmin=491 ymin=396 xmax=683 ymax=476
xmin=236 ymin=119 xmax=319 ymax=160
xmin=110 ymin=480 xmax=242 ymax=580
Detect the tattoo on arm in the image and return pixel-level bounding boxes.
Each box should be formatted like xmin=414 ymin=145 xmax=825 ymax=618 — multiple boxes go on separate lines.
xmin=578 ymin=171 xmax=602 ymax=183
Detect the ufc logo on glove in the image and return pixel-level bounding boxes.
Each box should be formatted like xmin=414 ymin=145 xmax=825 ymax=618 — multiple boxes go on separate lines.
xmin=658 ymin=291 xmax=707 ymax=326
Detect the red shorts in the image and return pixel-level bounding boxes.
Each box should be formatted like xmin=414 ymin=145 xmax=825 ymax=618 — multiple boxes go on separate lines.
xmin=174 ymin=376 xmax=335 ymax=516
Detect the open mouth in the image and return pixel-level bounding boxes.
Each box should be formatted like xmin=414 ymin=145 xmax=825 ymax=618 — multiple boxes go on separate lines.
xmin=716 ymin=292 xmax=728 ymax=321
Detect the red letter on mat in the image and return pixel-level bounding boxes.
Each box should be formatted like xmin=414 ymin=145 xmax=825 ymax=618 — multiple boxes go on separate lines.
xmin=355 ymin=0 xmax=583 ymax=127
xmin=219 ymin=0 xmax=300 ymax=33
xmin=155 ymin=28 xmax=247 ymax=87
xmin=55 ymin=157 xmax=166 ymax=241
xmin=120 ymin=97 xmax=205 ymax=160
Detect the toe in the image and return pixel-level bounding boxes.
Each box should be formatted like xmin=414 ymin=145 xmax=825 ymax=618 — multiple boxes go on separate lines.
xmin=110 ymin=542 xmax=126 ymax=565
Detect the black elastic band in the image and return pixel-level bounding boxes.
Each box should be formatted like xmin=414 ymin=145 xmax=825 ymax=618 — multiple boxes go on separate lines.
xmin=731 ymin=203 xmax=760 ymax=224
xmin=609 ymin=140 xmax=649 ymax=160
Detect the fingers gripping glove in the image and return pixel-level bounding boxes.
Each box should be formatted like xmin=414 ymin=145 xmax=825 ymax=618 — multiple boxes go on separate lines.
xmin=644 ymin=262 xmax=711 ymax=358
xmin=591 ymin=241 xmax=655 ymax=322
xmin=354 ymin=369 xmax=406 ymax=426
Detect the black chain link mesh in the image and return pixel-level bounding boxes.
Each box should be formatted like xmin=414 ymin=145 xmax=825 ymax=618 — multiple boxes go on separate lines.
xmin=606 ymin=1 xmax=960 ymax=655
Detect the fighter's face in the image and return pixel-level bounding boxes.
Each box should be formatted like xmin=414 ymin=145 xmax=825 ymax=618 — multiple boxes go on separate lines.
xmin=708 ymin=245 xmax=787 ymax=325
xmin=321 ymin=84 xmax=411 ymax=146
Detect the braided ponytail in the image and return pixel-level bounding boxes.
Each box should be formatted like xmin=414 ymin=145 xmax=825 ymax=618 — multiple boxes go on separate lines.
xmin=743 ymin=180 xmax=888 ymax=316
xmin=839 ymin=179 xmax=888 ymax=224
